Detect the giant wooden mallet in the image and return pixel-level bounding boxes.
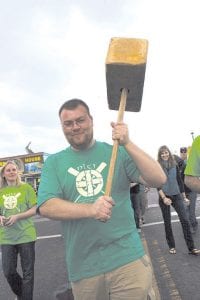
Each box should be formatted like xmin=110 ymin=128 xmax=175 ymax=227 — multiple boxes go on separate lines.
xmin=105 ymin=37 xmax=148 ymax=196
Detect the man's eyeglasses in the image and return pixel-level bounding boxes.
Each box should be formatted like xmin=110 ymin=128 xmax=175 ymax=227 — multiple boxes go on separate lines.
xmin=180 ymin=147 xmax=187 ymax=153
xmin=62 ymin=115 xmax=88 ymax=129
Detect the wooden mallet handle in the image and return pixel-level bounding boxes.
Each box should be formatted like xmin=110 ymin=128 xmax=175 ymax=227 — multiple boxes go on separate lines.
xmin=105 ymin=88 xmax=128 ymax=196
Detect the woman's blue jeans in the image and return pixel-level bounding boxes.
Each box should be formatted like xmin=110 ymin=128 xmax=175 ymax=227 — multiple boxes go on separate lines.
xmin=1 ymin=241 xmax=35 ymax=300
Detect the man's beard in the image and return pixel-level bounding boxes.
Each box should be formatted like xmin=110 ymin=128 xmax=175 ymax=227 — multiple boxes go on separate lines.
xmin=65 ymin=131 xmax=94 ymax=150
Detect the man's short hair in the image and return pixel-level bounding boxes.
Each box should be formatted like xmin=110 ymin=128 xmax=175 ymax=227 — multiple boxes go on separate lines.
xmin=180 ymin=147 xmax=187 ymax=153
xmin=58 ymin=99 xmax=91 ymax=117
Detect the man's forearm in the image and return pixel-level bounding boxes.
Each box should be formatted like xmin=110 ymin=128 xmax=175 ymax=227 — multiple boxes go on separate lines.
xmin=184 ymin=175 xmax=200 ymax=193
xmin=38 ymin=198 xmax=94 ymax=220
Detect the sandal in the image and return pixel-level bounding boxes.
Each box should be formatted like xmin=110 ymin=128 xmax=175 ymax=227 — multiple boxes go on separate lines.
xmin=169 ymin=248 xmax=176 ymax=254
xmin=189 ymin=249 xmax=200 ymax=255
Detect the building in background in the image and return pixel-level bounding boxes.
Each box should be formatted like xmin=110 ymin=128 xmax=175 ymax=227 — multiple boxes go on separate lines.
xmin=0 ymin=152 xmax=49 ymax=192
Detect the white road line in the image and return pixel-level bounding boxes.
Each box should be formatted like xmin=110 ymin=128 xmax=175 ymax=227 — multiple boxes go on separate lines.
xmin=148 ymin=204 xmax=159 ymax=208
xmin=37 ymin=234 xmax=62 ymax=240
xmin=143 ymin=215 xmax=200 ymax=228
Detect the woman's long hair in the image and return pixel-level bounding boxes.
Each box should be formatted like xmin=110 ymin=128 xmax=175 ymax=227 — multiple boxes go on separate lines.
xmin=0 ymin=160 xmax=22 ymax=188
xmin=157 ymin=145 xmax=177 ymax=169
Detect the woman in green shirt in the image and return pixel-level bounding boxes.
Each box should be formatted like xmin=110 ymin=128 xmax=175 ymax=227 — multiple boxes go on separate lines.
xmin=0 ymin=160 xmax=37 ymax=300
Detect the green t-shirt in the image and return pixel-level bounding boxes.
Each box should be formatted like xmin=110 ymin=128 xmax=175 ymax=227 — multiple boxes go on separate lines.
xmin=0 ymin=183 xmax=37 ymax=245
xmin=37 ymin=141 xmax=145 ymax=281
xmin=185 ymin=136 xmax=200 ymax=176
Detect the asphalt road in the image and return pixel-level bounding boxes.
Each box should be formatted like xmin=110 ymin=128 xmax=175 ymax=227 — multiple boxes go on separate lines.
xmin=1 ymin=188 xmax=200 ymax=300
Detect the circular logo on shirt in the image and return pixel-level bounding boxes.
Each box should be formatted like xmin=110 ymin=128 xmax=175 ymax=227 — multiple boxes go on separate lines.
xmin=3 ymin=193 xmax=21 ymax=209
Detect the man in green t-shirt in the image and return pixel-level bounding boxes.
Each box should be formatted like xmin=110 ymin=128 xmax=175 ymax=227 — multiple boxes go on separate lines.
xmin=37 ymin=98 xmax=166 ymax=300
xmin=185 ymin=136 xmax=200 ymax=192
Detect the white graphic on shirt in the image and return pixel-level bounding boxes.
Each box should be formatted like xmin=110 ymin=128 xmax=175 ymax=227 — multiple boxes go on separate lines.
xmin=3 ymin=193 xmax=21 ymax=209
xmin=68 ymin=162 xmax=106 ymax=198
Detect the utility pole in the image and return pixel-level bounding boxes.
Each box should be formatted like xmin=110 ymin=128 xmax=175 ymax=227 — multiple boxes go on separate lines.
xmin=191 ymin=132 xmax=194 ymax=141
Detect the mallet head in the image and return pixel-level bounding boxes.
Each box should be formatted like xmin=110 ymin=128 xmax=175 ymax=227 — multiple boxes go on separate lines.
xmin=106 ymin=37 xmax=148 ymax=112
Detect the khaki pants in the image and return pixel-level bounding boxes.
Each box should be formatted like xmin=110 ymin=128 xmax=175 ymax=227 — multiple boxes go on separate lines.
xmin=71 ymin=255 xmax=155 ymax=300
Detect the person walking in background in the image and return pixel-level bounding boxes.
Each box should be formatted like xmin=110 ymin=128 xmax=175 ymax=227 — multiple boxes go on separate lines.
xmin=130 ymin=183 xmax=148 ymax=231
xmin=157 ymin=145 xmax=200 ymax=255
xmin=37 ymin=98 xmax=166 ymax=300
xmin=130 ymin=183 xmax=141 ymax=230
xmin=178 ymin=147 xmax=198 ymax=233
xmin=185 ymin=135 xmax=200 ymax=192
xmin=0 ymin=160 xmax=37 ymax=300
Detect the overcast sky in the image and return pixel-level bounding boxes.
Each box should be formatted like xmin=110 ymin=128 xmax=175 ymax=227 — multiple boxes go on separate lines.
xmin=0 ymin=0 xmax=199 ymax=159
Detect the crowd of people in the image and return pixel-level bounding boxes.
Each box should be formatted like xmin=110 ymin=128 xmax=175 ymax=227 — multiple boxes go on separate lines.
xmin=0 ymin=98 xmax=200 ymax=300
